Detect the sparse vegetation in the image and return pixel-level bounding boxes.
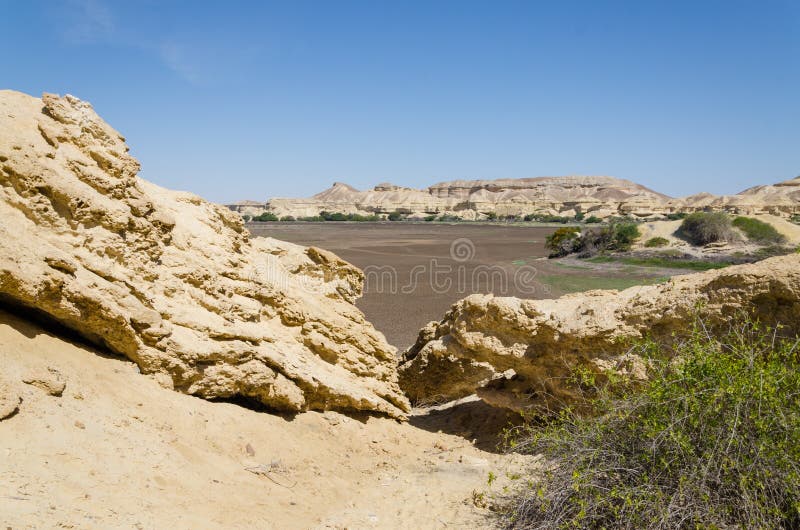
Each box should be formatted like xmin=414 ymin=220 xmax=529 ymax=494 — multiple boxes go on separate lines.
xmin=544 ymin=227 xmax=581 ymax=258
xmin=666 ymin=212 xmax=687 ymax=221
xmin=791 ymin=214 xmax=800 ymax=225
xmin=252 ymin=212 xmax=279 ymax=222
xmin=587 ymin=255 xmax=732 ymax=271
xmin=580 ymin=221 xmax=641 ymax=254
xmin=387 ymin=211 xmax=404 ymax=221
xmin=732 ymin=216 xmax=786 ymax=244
xmin=643 ymin=236 xmax=669 ymax=248
xmin=504 ymin=318 xmax=800 ymax=529
xmin=584 ymin=215 xmax=602 ymax=224
xmin=677 ymin=212 xmax=737 ymax=246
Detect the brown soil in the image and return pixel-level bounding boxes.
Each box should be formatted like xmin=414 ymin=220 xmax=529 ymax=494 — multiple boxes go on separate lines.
xmin=249 ymin=223 xmax=672 ymax=349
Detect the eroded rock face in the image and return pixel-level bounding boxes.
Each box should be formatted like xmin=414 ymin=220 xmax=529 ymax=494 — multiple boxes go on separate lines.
xmin=0 ymin=90 xmax=409 ymax=418
xmin=235 ymin=175 xmax=800 ymax=221
xmin=399 ymin=254 xmax=800 ymax=412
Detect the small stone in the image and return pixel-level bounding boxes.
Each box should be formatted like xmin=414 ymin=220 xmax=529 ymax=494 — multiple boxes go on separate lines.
xmin=74 ymin=420 xmax=86 ymax=430
xmin=245 ymin=443 xmax=256 ymax=457
xmin=0 ymin=378 xmax=22 ymax=420
xmin=22 ymin=367 xmax=66 ymax=397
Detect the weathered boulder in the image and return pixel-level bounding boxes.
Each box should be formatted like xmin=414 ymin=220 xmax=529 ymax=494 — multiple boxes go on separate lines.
xmin=0 ymin=90 xmax=409 ymax=418
xmin=399 ymin=254 xmax=800 ymax=412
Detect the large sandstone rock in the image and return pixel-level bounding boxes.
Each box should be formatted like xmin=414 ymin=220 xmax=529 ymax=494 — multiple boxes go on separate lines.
xmin=0 ymin=90 xmax=409 ymax=418
xmin=399 ymin=254 xmax=800 ymax=412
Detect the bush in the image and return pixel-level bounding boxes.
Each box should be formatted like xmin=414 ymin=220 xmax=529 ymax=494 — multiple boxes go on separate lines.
xmin=574 ymin=211 xmax=585 ymax=222
xmin=666 ymin=212 xmax=687 ymax=221
xmin=387 ymin=211 xmax=403 ymax=221
xmin=545 ymin=227 xmax=581 ymax=258
xmin=732 ymin=216 xmax=786 ymax=244
xmin=485 ymin=212 xmax=498 ymax=221
xmin=424 ymin=215 xmax=437 ymax=222
xmin=279 ymin=215 xmax=295 ymax=222
xmin=643 ymin=236 xmax=669 ymax=248
xmin=505 ymin=318 xmax=800 ymax=529
xmin=678 ymin=212 xmax=736 ymax=246
xmin=524 ymin=213 xmax=572 ymax=224
xmin=580 ymin=221 xmax=640 ymax=254
xmin=791 ymin=214 xmax=800 ymax=225
xmin=584 ymin=215 xmax=601 ymax=224
xmin=252 ymin=212 xmax=278 ymax=222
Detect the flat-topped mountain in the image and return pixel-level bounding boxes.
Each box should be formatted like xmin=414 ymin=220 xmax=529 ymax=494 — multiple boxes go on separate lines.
xmin=229 ymin=175 xmax=800 ymax=221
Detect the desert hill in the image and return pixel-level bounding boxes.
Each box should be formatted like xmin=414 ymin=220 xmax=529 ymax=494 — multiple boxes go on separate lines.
xmin=229 ymin=175 xmax=800 ymax=221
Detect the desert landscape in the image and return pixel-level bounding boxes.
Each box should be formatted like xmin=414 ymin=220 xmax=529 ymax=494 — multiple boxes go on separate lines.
xmin=3 ymin=2 xmax=800 ymax=529
xmin=2 ymin=89 xmax=799 ymax=528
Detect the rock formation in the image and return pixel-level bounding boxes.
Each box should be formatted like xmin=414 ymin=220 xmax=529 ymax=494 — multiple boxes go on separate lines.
xmin=0 ymin=90 xmax=409 ymax=418
xmin=399 ymin=254 xmax=800 ymax=412
xmin=232 ymin=175 xmax=800 ymax=221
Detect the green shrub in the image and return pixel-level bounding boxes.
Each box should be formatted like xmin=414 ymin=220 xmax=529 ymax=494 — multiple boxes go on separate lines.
xmin=524 ymin=213 xmax=572 ymax=223
xmin=424 ymin=215 xmax=437 ymax=222
xmin=732 ymin=216 xmax=786 ymax=244
xmin=574 ymin=211 xmax=585 ymax=222
xmin=581 ymin=221 xmax=641 ymax=254
xmin=485 ymin=212 xmax=498 ymax=221
xmin=253 ymin=212 xmax=278 ymax=222
xmin=677 ymin=212 xmax=736 ymax=246
xmin=279 ymin=215 xmax=295 ymax=222
xmin=666 ymin=212 xmax=687 ymax=221
xmin=584 ymin=215 xmax=602 ymax=224
xmin=387 ymin=211 xmax=403 ymax=221
xmin=791 ymin=214 xmax=800 ymax=225
xmin=643 ymin=236 xmax=669 ymax=248
xmin=545 ymin=226 xmax=581 ymax=257
xmin=504 ymin=318 xmax=800 ymax=529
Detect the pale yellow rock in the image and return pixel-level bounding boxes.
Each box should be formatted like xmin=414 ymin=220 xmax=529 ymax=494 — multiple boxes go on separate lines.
xmin=22 ymin=366 xmax=66 ymax=396
xmin=0 ymin=90 xmax=409 ymax=418
xmin=0 ymin=376 xmax=21 ymax=420
xmin=399 ymin=254 xmax=800 ymax=412
xmin=237 ymin=175 xmax=800 ymax=221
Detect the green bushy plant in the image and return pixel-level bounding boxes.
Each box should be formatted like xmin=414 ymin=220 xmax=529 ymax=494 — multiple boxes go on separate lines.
xmin=732 ymin=216 xmax=786 ymax=244
xmin=678 ymin=212 xmax=736 ymax=246
xmin=504 ymin=318 xmax=800 ymax=529
xmin=252 ymin=212 xmax=279 ymax=222
xmin=643 ymin=236 xmax=669 ymax=248
xmin=545 ymin=226 xmax=581 ymax=257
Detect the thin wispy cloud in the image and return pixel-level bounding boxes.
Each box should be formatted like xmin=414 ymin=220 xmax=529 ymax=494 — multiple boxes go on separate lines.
xmin=62 ymin=0 xmax=115 ymax=44
xmin=159 ymin=41 xmax=204 ymax=85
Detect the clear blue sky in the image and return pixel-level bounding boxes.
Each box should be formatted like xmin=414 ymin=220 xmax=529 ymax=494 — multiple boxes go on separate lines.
xmin=3 ymin=1 xmax=798 ymax=202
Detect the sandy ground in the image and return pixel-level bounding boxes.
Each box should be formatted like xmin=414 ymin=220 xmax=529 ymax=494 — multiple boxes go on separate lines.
xmin=0 ymin=308 xmax=533 ymax=529
xmin=635 ymin=214 xmax=800 ymax=255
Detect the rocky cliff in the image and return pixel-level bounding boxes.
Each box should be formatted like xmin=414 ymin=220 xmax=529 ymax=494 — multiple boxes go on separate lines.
xmin=0 ymin=90 xmax=409 ymax=418
xmin=233 ymin=175 xmax=800 ymax=221
xmin=398 ymin=254 xmax=800 ymax=413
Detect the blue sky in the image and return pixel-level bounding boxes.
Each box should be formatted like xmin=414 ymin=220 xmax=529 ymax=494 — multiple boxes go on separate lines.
xmin=2 ymin=1 xmax=798 ymax=202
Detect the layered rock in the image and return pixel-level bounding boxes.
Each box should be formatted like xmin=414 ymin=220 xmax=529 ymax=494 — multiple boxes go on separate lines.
xmin=0 ymin=90 xmax=409 ymax=418
xmin=399 ymin=254 xmax=800 ymax=412
xmin=236 ymin=175 xmax=800 ymax=221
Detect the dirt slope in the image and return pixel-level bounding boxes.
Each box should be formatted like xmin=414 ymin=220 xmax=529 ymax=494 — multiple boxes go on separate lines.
xmin=0 ymin=309 xmax=529 ymax=529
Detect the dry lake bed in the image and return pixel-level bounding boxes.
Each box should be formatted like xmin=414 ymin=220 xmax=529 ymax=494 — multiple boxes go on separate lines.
xmin=249 ymin=223 xmax=675 ymax=349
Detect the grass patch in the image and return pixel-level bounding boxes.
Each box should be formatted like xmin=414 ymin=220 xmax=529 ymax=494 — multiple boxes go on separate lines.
xmin=587 ymin=255 xmax=731 ymax=271
xmin=539 ymin=273 xmax=668 ymax=294
xmin=732 ymin=216 xmax=786 ymax=244
xmin=643 ymin=236 xmax=669 ymax=248
xmin=503 ymin=318 xmax=800 ymax=529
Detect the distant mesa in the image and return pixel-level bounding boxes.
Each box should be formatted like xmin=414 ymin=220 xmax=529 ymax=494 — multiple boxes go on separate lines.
xmin=229 ymin=175 xmax=800 ymax=221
